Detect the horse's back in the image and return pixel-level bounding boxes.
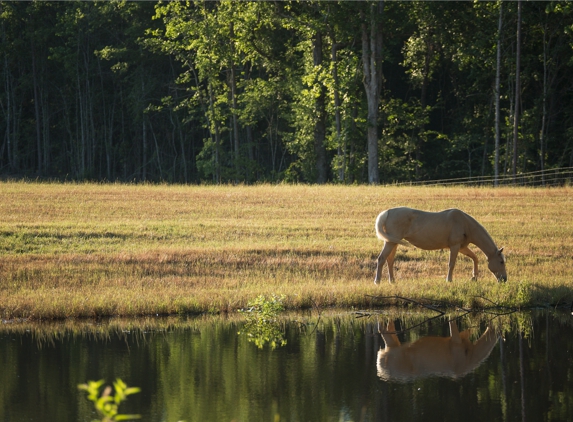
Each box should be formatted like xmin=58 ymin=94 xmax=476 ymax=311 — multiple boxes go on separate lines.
xmin=382 ymin=207 xmax=470 ymax=250
xmin=385 ymin=207 xmax=464 ymax=227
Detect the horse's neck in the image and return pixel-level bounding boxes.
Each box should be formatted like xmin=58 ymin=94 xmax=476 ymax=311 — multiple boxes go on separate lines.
xmin=468 ymin=217 xmax=497 ymax=258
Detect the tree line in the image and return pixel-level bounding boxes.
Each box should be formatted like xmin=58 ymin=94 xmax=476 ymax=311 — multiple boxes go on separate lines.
xmin=1 ymin=1 xmax=573 ymax=184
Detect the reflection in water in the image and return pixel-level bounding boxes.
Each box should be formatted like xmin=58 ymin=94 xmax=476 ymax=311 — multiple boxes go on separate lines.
xmin=377 ymin=320 xmax=499 ymax=382
xmin=1 ymin=311 xmax=573 ymax=422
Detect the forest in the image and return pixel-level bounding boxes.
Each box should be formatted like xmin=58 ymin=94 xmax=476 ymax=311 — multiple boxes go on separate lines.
xmin=1 ymin=1 xmax=573 ymax=184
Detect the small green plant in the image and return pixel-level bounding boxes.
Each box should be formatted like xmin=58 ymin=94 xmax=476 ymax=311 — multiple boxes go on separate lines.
xmin=515 ymin=280 xmax=533 ymax=308
xmin=239 ymin=294 xmax=287 ymax=349
xmin=78 ymin=378 xmax=141 ymax=422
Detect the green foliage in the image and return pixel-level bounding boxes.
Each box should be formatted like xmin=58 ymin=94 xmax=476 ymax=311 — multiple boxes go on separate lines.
xmin=380 ymin=98 xmax=434 ymax=180
xmin=239 ymin=295 xmax=287 ymax=350
xmin=2 ymin=2 xmax=573 ymax=183
xmin=516 ymin=280 xmax=533 ymax=308
xmin=78 ymin=379 xmax=141 ymax=422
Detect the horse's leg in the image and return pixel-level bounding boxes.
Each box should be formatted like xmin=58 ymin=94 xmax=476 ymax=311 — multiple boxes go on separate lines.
xmin=379 ymin=320 xmax=401 ymax=347
xmin=460 ymin=246 xmax=479 ymax=280
xmin=447 ymin=245 xmax=460 ymax=282
xmin=386 ymin=244 xmax=398 ymax=282
xmin=375 ymin=242 xmax=398 ymax=284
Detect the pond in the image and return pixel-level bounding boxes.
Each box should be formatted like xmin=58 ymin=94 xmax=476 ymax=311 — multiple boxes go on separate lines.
xmin=1 ymin=308 xmax=572 ymax=422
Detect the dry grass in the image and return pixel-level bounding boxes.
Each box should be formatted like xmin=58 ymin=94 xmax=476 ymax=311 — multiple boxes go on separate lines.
xmin=1 ymin=182 xmax=572 ymax=319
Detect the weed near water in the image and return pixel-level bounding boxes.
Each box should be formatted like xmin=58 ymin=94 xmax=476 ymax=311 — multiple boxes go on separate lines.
xmin=1 ymin=182 xmax=572 ymax=319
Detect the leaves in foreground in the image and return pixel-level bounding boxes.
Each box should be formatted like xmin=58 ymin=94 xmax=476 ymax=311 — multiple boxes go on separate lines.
xmin=78 ymin=378 xmax=141 ymax=422
xmin=239 ymin=294 xmax=287 ymax=350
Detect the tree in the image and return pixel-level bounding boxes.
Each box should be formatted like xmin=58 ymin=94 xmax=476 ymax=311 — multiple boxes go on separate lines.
xmin=401 ymin=2 xmax=442 ymax=180
xmin=361 ymin=1 xmax=384 ymax=184
xmin=512 ymin=0 xmax=522 ymax=182
xmin=312 ymin=30 xmax=328 ymax=184
xmin=2 ymin=1 xmax=573 ymax=184
xmin=494 ymin=1 xmax=503 ymax=186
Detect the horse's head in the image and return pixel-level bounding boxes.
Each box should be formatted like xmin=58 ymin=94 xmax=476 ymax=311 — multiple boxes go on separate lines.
xmin=488 ymin=247 xmax=507 ymax=282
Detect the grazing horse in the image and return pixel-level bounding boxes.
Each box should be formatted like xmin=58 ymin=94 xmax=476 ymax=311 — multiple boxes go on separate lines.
xmin=377 ymin=320 xmax=499 ymax=382
xmin=374 ymin=207 xmax=507 ymax=284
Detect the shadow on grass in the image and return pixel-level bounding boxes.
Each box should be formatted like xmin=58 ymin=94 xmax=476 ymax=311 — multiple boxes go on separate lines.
xmin=530 ymin=283 xmax=573 ymax=308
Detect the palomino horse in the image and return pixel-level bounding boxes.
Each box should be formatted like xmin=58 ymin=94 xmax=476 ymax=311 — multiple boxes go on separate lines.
xmin=377 ymin=320 xmax=499 ymax=382
xmin=374 ymin=207 xmax=507 ymax=284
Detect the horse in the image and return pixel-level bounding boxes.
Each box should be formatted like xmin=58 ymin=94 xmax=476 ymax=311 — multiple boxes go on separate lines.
xmin=377 ymin=320 xmax=499 ymax=382
xmin=374 ymin=207 xmax=507 ymax=284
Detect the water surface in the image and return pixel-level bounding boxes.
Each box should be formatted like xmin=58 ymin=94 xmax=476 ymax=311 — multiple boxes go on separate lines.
xmin=1 ymin=310 xmax=572 ymax=421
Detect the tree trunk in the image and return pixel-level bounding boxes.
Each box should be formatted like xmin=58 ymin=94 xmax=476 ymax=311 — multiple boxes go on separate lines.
xmin=77 ymin=67 xmax=85 ymax=178
xmin=540 ymin=19 xmax=547 ymax=186
xmin=246 ymin=124 xmax=254 ymax=158
xmin=416 ymin=49 xmax=430 ymax=181
xmin=142 ymin=115 xmax=147 ymax=181
xmin=331 ymin=38 xmax=344 ymax=182
xmin=229 ymin=22 xmax=240 ymax=183
xmin=512 ymin=0 xmax=522 ymax=183
xmin=141 ymin=77 xmax=147 ymax=181
xmin=208 ymin=81 xmax=221 ymax=184
xmin=149 ymin=119 xmax=162 ymax=179
xmin=313 ymin=31 xmax=327 ymax=184
xmin=2 ymin=54 xmax=14 ymax=170
xmin=174 ymin=113 xmax=188 ymax=184
xmin=41 ymin=75 xmax=50 ymax=174
xmin=361 ymin=1 xmax=384 ymax=185
xmin=31 ymin=42 xmax=42 ymax=175
xmin=504 ymin=75 xmax=514 ymax=177
xmin=494 ymin=1 xmax=503 ymax=186
xmin=98 ymin=58 xmax=113 ymax=180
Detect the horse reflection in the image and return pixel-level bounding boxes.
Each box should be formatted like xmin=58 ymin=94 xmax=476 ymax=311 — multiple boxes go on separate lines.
xmin=377 ymin=320 xmax=498 ymax=382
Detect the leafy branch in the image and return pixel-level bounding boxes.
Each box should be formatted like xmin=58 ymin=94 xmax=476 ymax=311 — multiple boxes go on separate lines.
xmin=238 ymin=294 xmax=287 ymax=349
xmin=78 ymin=378 xmax=141 ymax=422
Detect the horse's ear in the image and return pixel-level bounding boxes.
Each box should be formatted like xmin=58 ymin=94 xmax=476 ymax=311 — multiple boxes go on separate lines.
xmin=499 ymin=247 xmax=504 ymax=254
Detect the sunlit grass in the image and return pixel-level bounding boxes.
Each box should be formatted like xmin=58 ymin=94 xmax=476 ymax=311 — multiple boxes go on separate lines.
xmin=1 ymin=182 xmax=572 ymax=319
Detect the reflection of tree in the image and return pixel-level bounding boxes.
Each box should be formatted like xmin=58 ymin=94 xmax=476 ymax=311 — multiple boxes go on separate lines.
xmin=519 ymin=330 xmax=527 ymax=422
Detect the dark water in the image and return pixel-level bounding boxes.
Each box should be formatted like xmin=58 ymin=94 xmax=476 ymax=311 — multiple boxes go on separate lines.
xmin=1 ymin=310 xmax=572 ymax=422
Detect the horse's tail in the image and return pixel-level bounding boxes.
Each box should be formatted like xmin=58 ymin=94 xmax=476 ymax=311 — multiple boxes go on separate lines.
xmin=375 ymin=209 xmax=409 ymax=246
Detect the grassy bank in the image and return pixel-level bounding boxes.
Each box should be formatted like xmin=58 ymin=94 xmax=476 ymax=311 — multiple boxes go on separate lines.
xmin=1 ymin=182 xmax=572 ymax=320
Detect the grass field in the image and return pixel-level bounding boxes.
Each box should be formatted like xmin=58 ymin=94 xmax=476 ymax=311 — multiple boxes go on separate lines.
xmin=1 ymin=182 xmax=572 ymax=320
